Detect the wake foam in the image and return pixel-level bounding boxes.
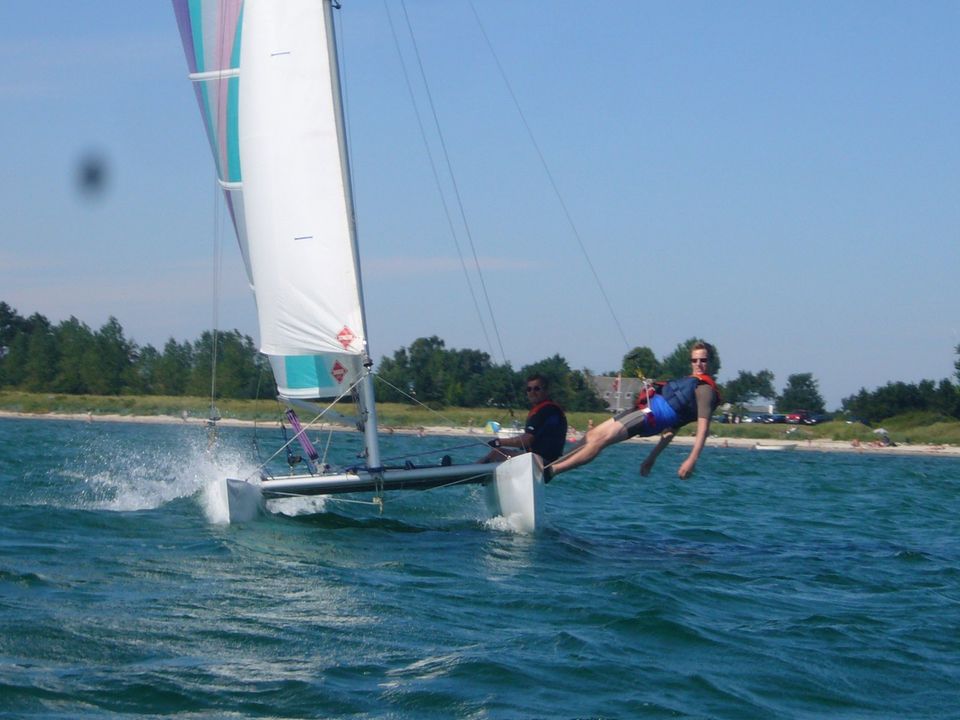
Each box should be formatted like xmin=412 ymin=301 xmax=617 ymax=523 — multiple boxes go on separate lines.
xmin=68 ymin=428 xmax=260 ymax=523
xmin=266 ymin=495 xmax=329 ymax=517
xmin=484 ymin=513 xmax=537 ymax=535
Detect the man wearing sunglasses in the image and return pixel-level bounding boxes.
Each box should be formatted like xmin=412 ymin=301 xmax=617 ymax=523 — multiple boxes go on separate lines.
xmin=546 ymin=341 xmax=720 ymax=481
xmin=480 ymin=373 xmax=568 ymax=466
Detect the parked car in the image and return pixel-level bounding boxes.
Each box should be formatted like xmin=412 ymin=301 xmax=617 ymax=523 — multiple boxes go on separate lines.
xmin=786 ymin=411 xmax=810 ymax=424
xmin=768 ymin=414 xmax=787 ymax=423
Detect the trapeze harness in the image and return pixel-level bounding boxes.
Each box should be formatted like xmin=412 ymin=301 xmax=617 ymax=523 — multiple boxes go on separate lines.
xmin=619 ymin=373 xmax=721 ymax=438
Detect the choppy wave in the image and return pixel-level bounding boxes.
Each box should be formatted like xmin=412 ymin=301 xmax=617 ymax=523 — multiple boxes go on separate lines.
xmin=1 ymin=417 xmax=959 ymax=718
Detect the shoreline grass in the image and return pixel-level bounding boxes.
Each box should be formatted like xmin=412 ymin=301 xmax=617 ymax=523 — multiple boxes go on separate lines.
xmin=2 ymin=390 xmax=958 ymax=447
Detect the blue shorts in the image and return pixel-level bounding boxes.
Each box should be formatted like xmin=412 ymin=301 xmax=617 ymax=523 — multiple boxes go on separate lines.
xmin=613 ymin=394 xmax=679 ymax=438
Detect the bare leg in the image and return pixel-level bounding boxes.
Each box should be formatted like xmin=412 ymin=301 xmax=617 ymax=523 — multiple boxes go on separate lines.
xmin=549 ymin=418 xmax=629 ymax=475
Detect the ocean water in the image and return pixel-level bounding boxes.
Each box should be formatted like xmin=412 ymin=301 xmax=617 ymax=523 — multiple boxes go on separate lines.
xmin=1 ymin=417 xmax=958 ymax=719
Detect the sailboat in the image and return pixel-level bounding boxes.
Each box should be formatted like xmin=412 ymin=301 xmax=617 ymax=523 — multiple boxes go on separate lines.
xmin=172 ymin=0 xmax=542 ymax=528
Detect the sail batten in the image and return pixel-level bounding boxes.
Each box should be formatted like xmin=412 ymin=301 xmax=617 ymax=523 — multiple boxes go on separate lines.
xmin=189 ymin=68 xmax=241 ymax=81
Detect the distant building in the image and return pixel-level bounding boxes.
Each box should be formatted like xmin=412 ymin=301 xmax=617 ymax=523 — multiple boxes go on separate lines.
xmin=588 ymin=375 xmax=646 ymax=413
xmin=742 ymin=400 xmax=776 ymax=414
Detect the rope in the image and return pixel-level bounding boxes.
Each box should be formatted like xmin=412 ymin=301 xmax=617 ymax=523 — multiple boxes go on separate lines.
xmin=396 ymin=0 xmax=509 ymax=366
xmin=466 ymin=0 xmax=632 ymax=353
xmin=373 ymin=373 xmax=471 ymax=430
xmin=378 ymin=439 xmax=488 ymax=465
xmin=382 ymin=0 xmax=495 ymax=358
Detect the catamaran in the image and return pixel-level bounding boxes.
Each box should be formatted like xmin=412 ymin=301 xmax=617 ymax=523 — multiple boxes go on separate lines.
xmin=172 ymin=0 xmax=543 ymax=528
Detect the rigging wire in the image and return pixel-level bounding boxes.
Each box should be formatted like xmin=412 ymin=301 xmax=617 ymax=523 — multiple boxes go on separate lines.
xmin=465 ymin=0 xmax=632 ymax=353
xmin=246 ymin=372 xmax=369 ymax=482
xmin=397 ymin=0 xmax=509 ymax=366
xmin=373 ymin=373 xmax=478 ymax=435
xmin=382 ymin=0 xmax=495 ymax=357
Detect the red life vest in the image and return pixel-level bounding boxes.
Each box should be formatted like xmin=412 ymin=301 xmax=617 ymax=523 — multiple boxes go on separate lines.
xmin=692 ymin=373 xmax=721 ymax=402
xmin=528 ymin=400 xmax=563 ymax=420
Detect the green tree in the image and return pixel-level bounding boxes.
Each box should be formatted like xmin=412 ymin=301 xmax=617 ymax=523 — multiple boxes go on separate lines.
xmin=778 ymin=373 xmax=825 ymax=414
xmin=723 ymin=369 xmax=776 ymax=406
xmin=375 ymin=347 xmax=412 ymax=402
xmin=18 ymin=315 xmax=59 ymax=391
xmin=187 ymin=330 xmax=265 ymax=399
xmin=622 ymin=346 xmax=661 ymax=379
xmin=932 ymin=379 xmax=960 ymax=417
xmin=82 ymin=317 xmax=134 ymax=395
xmin=0 ymin=302 xmax=16 ymax=385
xmin=129 ymin=344 xmax=161 ymax=395
xmin=842 ymin=378 xmax=960 ymax=423
xmin=214 ymin=331 xmax=263 ymax=398
xmin=156 ymin=338 xmax=193 ymax=395
xmin=468 ymin=363 xmax=519 ymax=408
xmin=450 ymin=348 xmax=497 ymax=406
xmin=188 ymin=332 xmax=218 ymax=397
xmin=407 ymin=336 xmax=448 ymax=404
xmin=52 ymin=317 xmax=96 ymax=393
xmin=1 ymin=332 xmax=29 ymax=387
xmin=0 ymin=302 xmax=28 ymax=351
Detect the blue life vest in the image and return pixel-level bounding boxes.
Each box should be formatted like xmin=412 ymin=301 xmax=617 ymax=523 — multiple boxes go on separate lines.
xmin=659 ymin=374 xmax=719 ymax=427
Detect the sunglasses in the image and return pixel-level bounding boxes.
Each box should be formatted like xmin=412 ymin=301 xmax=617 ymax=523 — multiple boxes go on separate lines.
xmin=526 ymin=386 xmax=542 ymax=392
xmin=690 ymin=358 xmax=709 ymax=364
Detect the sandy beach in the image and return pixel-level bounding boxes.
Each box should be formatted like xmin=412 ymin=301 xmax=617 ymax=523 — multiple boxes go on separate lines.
xmin=2 ymin=410 xmax=958 ymax=459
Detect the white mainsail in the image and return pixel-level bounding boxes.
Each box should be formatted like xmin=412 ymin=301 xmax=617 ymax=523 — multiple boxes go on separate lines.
xmin=173 ymin=0 xmax=368 ymax=401
xmin=174 ymin=0 xmax=539 ymax=528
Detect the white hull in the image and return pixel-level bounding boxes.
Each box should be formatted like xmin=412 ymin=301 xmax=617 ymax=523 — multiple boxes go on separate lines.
xmin=754 ymin=443 xmax=797 ymax=452
xmin=226 ymin=453 xmax=543 ymax=531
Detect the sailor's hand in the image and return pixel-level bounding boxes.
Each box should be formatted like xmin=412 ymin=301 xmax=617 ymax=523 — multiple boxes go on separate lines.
xmin=677 ymin=458 xmax=695 ymax=479
xmin=487 ymin=438 xmax=501 ymax=448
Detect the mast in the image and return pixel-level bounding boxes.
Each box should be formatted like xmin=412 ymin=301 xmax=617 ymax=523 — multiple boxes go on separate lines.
xmin=323 ymin=0 xmax=382 ymax=471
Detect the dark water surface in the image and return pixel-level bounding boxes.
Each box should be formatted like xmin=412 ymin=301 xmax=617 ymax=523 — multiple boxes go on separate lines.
xmin=1 ymin=417 xmax=958 ymax=718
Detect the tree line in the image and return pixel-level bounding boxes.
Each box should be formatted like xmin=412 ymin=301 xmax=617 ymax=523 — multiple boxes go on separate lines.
xmin=374 ymin=336 xmax=606 ymax=411
xmin=0 ymin=303 xmax=266 ymax=398
xmin=2 ymin=302 xmax=958 ymax=423
xmin=841 ymin=379 xmax=960 ymax=424
xmin=0 ymin=302 xmax=606 ymax=410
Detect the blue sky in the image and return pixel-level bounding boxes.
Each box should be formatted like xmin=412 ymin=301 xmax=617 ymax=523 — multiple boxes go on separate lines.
xmin=1 ymin=1 xmax=958 ymax=409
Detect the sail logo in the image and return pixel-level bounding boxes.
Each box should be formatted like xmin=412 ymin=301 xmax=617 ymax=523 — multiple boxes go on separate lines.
xmin=331 ymin=361 xmax=347 ymax=384
xmin=337 ymin=326 xmax=356 ymax=350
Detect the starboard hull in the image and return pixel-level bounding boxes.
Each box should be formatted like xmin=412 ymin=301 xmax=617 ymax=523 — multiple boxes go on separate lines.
xmin=225 ymin=453 xmax=544 ymax=531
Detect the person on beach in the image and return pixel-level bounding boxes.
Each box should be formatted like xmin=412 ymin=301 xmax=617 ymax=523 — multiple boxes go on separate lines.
xmin=480 ymin=374 xmax=568 ymax=465
xmin=545 ymin=341 xmax=721 ymax=481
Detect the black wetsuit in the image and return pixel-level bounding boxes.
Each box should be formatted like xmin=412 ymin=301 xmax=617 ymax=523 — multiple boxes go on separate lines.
xmin=525 ymin=401 xmax=568 ymax=464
